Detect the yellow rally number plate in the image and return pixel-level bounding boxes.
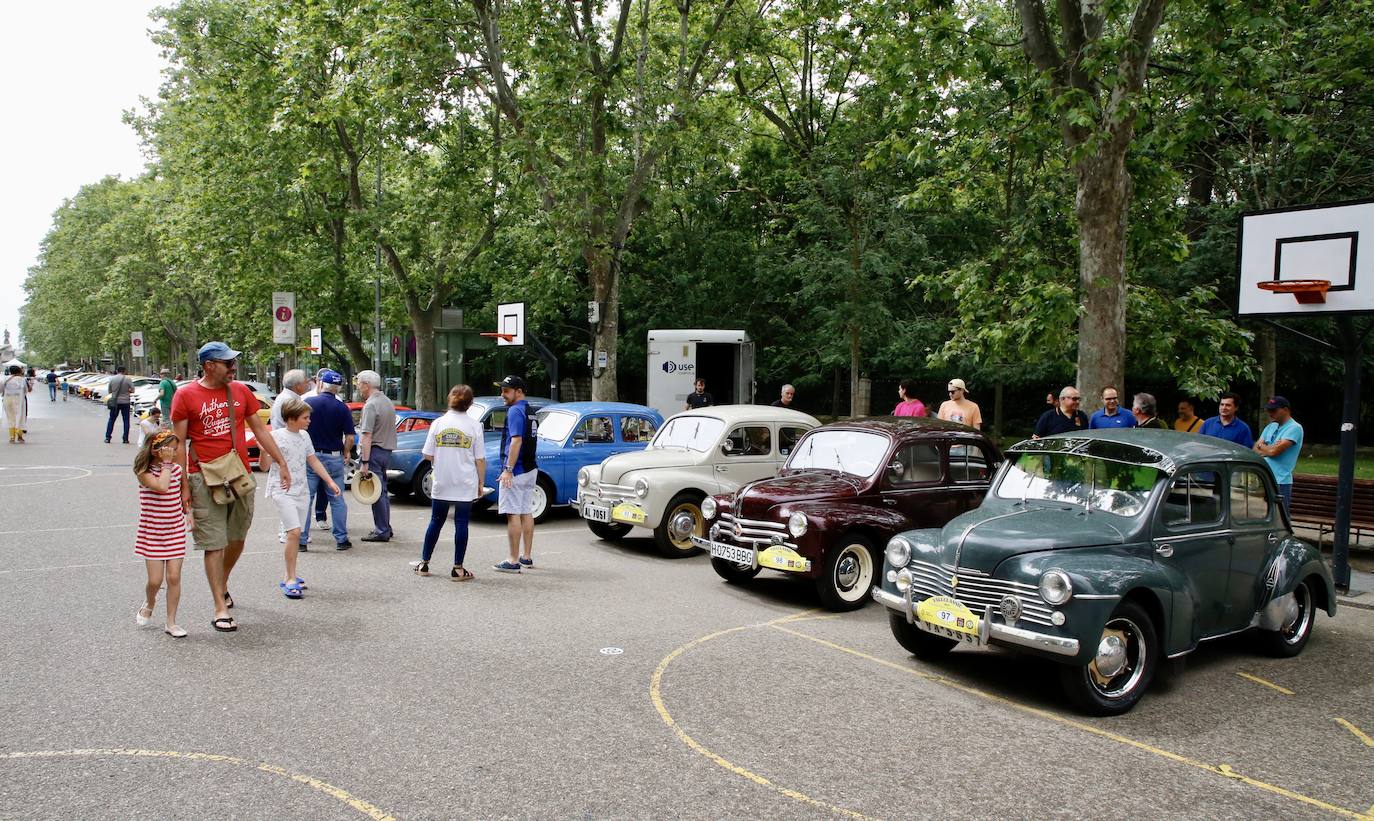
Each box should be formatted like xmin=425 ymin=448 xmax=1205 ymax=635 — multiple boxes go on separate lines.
xmin=756 ymin=546 xmax=810 ymax=573
xmin=611 ymin=503 xmax=647 ymax=525
xmin=916 ymin=595 xmax=981 ymax=638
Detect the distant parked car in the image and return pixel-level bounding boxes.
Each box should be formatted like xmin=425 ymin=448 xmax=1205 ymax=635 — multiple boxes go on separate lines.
xmin=577 ymin=406 xmax=821 ymax=556
xmin=696 ymin=418 xmax=1002 ymax=611
xmin=395 ymin=410 xmax=442 ymax=433
xmin=875 ymin=430 xmax=1337 ymax=715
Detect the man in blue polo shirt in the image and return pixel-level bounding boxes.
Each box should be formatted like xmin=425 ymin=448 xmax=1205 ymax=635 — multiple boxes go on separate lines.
xmin=1033 ymin=386 xmax=1089 ymax=438
xmin=302 ymin=370 xmax=356 ymax=550
xmin=494 ymin=375 xmax=538 ymax=573
xmin=1255 ymin=395 xmax=1304 ymax=514
xmin=1089 ymin=386 xmax=1136 ymax=429
xmin=1199 ymin=392 xmax=1254 ymax=448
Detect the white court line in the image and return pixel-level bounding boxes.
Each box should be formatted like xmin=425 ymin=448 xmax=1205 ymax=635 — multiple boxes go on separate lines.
xmin=0 ymin=524 xmax=137 ymax=536
xmin=0 ymin=466 xmax=92 ymax=488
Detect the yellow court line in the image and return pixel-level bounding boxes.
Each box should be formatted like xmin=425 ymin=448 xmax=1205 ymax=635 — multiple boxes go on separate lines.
xmin=650 ymin=610 xmax=881 ymax=821
xmin=0 ymin=749 xmax=395 ymax=820
xmin=1235 ymin=672 xmax=1296 ymax=696
xmin=1335 ymin=719 xmax=1374 ymax=748
xmin=768 ymin=624 xmax=1374 ymax=821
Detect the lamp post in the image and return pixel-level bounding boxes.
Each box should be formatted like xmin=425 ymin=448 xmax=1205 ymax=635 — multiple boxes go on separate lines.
xmin=373 ymin=148 xmax=382 ymax=375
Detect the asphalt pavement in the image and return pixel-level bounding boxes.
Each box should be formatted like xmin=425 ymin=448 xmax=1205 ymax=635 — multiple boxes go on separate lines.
xmin=3 ymin=396 xmax=1373 ymax=820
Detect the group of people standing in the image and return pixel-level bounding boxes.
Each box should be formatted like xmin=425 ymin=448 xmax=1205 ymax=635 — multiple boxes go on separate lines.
xmin=130 ymin=341 xmax=543 ymax=637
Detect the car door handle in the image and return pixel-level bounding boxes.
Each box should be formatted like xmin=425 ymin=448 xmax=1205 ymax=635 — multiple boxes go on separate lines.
xmin=1267 ymin=532 xmax=1279 ymax=543
xmin=882 ymin=498 xmax=897 ymax=507
xmin=1155 ymin=543 xmax=1174 ymax=558
xmin=715 ymin=465 xmax=728 ymax=472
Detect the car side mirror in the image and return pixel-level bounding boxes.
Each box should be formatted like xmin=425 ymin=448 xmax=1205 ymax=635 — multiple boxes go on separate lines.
xmin=888 ymin=461 xmax=904 ymax=480
xmin=573 ymin=431 xmax=587 ymax=444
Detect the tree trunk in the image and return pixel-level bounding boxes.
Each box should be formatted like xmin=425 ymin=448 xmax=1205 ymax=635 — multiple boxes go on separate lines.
xmin=589 ymin=252 xmax=620 ymax=401
xmin=1073 ymin=151 xmax=1131 ymax=405
xmin=337 ymin=323 xmax=370 ymax=372
xmin=848 ymin=325 xmax=861 ymax=419
xmin=1257 ymin=323 xmax=1276 ymax=408
xmin=408 ymin=304 xmax=439 ymax=411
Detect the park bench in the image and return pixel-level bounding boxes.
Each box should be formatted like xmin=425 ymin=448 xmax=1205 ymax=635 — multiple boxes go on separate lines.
xmin=1289 ymin=474 xmax=1374 ymax=546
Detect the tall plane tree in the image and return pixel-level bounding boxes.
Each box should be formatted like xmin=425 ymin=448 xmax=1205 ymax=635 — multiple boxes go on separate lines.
xmin=1013 ymin=0 xmax=1169 ymax=402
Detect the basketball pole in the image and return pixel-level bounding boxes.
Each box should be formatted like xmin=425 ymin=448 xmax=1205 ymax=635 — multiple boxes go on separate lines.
xmin=1332 ymin=317 xmax=1372 ymax=593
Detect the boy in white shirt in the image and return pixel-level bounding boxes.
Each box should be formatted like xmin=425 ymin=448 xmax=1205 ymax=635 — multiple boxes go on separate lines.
xmin=259 ymin=397 xmax=340 ymax=598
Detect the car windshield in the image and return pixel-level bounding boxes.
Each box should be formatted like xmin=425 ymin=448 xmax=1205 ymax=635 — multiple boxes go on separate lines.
xmin=535 ymin=409 xmax=578 ymax=442
xmin=651 ymin=415 xmax=726 ymax=452
xmin=786 ymin=429 xmax=890 ymax=477
xmin=995 ymin=452 xmax=1164 ymax=516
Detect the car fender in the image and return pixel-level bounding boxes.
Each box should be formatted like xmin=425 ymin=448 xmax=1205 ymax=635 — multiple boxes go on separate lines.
xmin=790 ymin=501 xmax=908 ymax=559
xmin=624 ymin=467 xmax=715 ymax=528
xmin=998 ymin=547 xmax=1178 ymax=663
xmin=1262 ymin=536 xmax=1337 ymax=617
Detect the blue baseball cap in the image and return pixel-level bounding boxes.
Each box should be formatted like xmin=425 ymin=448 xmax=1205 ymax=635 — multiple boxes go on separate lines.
xmin=197 ymin=341 xmax=241 ymax=362
xmin=320 ymin=369 xmax=344 ymax=385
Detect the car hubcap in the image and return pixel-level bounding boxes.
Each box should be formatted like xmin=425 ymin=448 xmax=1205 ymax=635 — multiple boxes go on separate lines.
xmin=532 ymin=485 xmax=547 ymax=518
xmin=422 ymin=471 xmax=432 ymax=498
xmin=1087 ymin=620 xmax=1146 ymax=697
xmin=1281 ymin=584 xmax=1311 ymax=643
xmin=668 ymin=508 xmax=698 ymax=543
xmin=834 ymin=545 xmax=871 ymax=599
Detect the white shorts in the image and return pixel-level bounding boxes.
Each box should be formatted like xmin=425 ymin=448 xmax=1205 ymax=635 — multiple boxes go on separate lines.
xmin=271 ymin=492 xmax=311 ymax=533
xmin=498 ymin=470 xmax=538 ymax=515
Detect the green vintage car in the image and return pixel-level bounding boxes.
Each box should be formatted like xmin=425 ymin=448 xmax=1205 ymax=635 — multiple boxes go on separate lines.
xmin=874 ymin=430 xmax=1336 ymax=715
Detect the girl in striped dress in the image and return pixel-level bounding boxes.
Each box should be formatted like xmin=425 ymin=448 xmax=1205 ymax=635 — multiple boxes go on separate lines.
xmin=134 ymin=430 xmax=190 ymax=638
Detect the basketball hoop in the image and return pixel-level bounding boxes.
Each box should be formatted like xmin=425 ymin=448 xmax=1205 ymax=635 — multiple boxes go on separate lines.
xmin=1256 ymin=279 xmax=1330 ymax=304
xmin=480 ymin=332 xmax=516 ymax=342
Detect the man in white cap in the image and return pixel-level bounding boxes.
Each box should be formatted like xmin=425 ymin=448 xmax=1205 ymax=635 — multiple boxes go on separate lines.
xmin=355 ymin=370 xmax=397 ymax=542
xmin=172 ymin=341 xmax=291 ymax=632
xmin=937 ymin=378 xmax=983 ymax=430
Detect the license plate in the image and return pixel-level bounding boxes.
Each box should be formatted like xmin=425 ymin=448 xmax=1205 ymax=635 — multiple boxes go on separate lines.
xmin=583 ymin=503 xmax=611 ymax=523
xmin=611 ymin=503 xmax=647 ymax=525
xmin=708 ymin=541 xmax=755 ymax=567
xmin=916 ymin=595 xmax=982 ymax=643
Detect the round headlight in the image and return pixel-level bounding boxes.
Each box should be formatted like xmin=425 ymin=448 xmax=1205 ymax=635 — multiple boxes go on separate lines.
xmin=1038 ymin=569 xmax=1073 ymax=606
xmin=700 ymin=496 xmax=717 ymax=520
xmin=634 ymin=477 xmax=649 ymax=498
xmin=787 ymin=511 xmax=808 ymax=538
xmin=885 ymin=536 xmax=912 ymax=569
xmin=895 ymin=568 xmax=912 ymax=593
xmin=577 ymin=467 xmax=590 ymax=488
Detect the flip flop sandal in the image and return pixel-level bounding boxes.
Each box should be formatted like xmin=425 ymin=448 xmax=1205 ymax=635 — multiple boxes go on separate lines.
xmin=279 ymin=581 xmax=304 ymax=599
xmin=212 ymin=617 xmax=237 ymax=632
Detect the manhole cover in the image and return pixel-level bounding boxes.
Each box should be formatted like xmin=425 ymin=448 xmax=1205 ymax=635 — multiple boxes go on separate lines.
xmin=599 ymin=647 xmax=624 ymax=656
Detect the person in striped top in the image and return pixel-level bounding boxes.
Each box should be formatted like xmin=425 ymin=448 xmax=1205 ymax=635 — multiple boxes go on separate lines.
xmin=133 ymin=430 xmax=190 ymax=638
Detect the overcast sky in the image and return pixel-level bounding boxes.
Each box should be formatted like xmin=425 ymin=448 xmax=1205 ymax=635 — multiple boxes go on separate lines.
xmin=1 ymin=1 xmax=165 ymax=356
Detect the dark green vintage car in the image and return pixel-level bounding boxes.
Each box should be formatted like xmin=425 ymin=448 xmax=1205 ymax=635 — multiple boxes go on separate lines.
xmin=874 ymin=430 xmax=1337 ymax=715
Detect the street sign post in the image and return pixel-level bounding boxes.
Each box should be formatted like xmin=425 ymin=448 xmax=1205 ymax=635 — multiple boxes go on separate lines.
xmin=272 ymin=292 xmax=297 ymax=344
xmin=130 ymin=332 xmax=144 ymax=359
xmin=309 ymin=327 xmax=322 ymax=354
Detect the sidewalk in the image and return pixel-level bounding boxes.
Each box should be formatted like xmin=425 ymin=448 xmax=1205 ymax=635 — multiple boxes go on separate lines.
xmin=1338 ymin=567 xmax=1374 ymax=612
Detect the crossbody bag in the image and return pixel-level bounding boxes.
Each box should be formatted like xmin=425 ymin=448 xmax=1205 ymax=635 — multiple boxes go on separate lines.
xmin=191 ymin=383 xmax=257 ymax=505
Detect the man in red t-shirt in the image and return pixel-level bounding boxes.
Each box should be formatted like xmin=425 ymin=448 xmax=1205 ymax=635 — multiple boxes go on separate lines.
xmin=172 ymin=341 xmax=290 ymax=633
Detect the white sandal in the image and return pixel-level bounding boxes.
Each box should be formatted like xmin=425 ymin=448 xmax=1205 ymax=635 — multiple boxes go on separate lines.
xmin=164 ymin=624 xmax=188 ymax=638
xmin=136 ymin=605 xmax=153 ymax=627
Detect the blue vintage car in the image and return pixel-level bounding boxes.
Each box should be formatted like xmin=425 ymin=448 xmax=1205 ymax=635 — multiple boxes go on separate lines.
xmin=875 ymin=430 xmax=1336 ymax=715
xmin=388 ymin=400 xmax=662 ymax=521
xmin=385 ymin=396 xmax=552 ymax=499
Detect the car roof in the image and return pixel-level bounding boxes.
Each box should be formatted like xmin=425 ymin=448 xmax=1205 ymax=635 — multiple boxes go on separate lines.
xmin=664 ymin=404 xmax=821 ymax=426
xmin=1008 ymin=428 xmax=1265 ymax=471
xmin=815 ymin=416 xmax=990 ymax=439
xmin=540 ymin=401 xmax=661 ymax=416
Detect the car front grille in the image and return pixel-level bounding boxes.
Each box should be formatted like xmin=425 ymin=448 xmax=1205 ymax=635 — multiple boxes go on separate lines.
xmin=716 ymin=513 xmax=798 ymax=550
xmin=586 ymin=482 xmax=635 ymax=503
xmin=907 ymin=559 xmax=1054 ymax=627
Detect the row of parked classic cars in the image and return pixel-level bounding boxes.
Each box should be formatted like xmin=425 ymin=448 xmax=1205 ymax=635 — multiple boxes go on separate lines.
xmin=330 ymin=394 xmax=1336 ymax=716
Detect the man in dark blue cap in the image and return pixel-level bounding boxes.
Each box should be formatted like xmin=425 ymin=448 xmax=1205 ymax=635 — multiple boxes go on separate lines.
xmin=494 ymin=375 xmax=537 ymax=572
xmin=303 ymin=369 xmax=355 ymax=549
xmin=172 ymin=341 xmax=291 ymax=632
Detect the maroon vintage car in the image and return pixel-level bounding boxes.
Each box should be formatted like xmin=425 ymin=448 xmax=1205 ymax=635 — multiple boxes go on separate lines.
xmin=693 ymin=417 xmax=1002 ymax=610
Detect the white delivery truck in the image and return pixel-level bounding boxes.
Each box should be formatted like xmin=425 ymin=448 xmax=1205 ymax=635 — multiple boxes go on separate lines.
xmin=646 ymin=329 xmax=755 ymax=417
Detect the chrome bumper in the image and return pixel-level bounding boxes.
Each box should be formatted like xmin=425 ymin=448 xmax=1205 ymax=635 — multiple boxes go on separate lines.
xmin=872 ymin=588 xmax=1080 ymax=657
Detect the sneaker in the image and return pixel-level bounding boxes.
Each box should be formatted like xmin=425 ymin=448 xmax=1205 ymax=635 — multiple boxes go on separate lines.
xmin=493 ymin=560 xmax=522 ymax=573
xmin=518 ymin=557 xmax=534 ymax=569
xmin=335 ymin=540 xmax=353 ymax=551
xmin=361 ymin=532 xmax=391 ymax=543
xmin=299 ymin=542 xmax=309 ymax=552
xmin=315 ymin=513 xmax=327 ymax=523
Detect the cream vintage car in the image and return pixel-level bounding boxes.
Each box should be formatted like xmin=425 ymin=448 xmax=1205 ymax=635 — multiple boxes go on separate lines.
xmin=576 ymin=405 xmax=820 ymax=556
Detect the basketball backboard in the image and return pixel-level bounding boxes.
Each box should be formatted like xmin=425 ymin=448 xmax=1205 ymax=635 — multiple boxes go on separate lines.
xmin=496 ymin=301 xmax=525 ymax=346
xmin=1237 ymin=199 xmax=1374 ymax=317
